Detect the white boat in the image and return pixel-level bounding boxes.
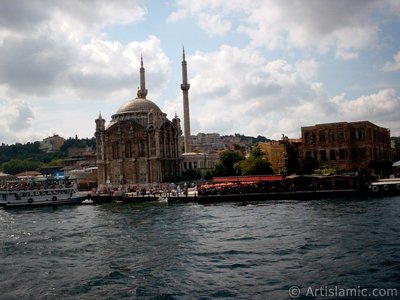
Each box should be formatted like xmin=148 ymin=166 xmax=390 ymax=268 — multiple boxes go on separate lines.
xmin=0 ymin=175 xmax=86 ymax=208
xmin=369 ymin=178 xmax=400 ymax=194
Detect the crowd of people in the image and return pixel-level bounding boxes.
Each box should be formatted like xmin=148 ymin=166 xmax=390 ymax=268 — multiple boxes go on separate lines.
xmin=1 ymin=178 xmax=74 ymax=191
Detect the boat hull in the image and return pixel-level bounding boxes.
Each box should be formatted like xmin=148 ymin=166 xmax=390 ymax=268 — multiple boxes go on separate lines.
xmin=1 ymin=196 xmax=85 ymax=208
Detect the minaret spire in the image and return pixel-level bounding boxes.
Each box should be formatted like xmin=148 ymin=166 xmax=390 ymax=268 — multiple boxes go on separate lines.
xmin=137 ymin=54 xmax=148 ymax=99
xmin=181 ymin=46 xmax=192 ymax=153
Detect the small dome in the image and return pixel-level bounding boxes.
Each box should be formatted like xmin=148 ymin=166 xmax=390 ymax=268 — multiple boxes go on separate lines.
xmin=116 ymin=97 xmax=162 ymax=114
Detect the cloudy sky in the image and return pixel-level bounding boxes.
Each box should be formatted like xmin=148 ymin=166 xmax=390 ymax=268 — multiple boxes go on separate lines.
xmin=1 ymin=0 xmax=400 ymax=144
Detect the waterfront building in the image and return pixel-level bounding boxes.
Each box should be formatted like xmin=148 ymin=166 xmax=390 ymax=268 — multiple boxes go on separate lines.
xmin=182 ymin=152 xmax=219 ymax=176
xmin=258 ymin=141 xmax=286 ymax=173
xmin=300 ymin=121 xmax=392 ymax=171
xmin=95 ymin=56 xmax=182 ymax=189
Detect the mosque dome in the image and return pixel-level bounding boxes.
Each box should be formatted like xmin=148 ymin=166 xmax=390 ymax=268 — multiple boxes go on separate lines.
xmin=116 ymin=97 xmax=162 ymax=114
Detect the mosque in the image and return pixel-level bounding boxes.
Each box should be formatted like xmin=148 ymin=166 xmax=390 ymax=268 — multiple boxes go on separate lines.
xmin=94 ymin=49 xmax=218 ymax=189
xmin=95 ymin=55 xmax=184 ymax=188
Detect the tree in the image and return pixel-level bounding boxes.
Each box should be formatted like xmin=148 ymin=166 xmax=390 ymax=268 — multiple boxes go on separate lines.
xmin=285 ymin=143 xmax=300 ymax=174
xmin=2 ymin=159 xmax=42 ymax=175
xmin=313 ymin=164 xmax=338 ymax=176
xmin=236 ymin=156 xmax=273 ymax=175
xmin=249 ymin=144 xmax=264 ymax=158
xmin=235 ymin=144 xmax=273 ymax=175
xmin=299 ymin=156 xmax=319 ymax=175
xmin=182 ymin=168 xmax=202 ymax=181
xmin=213 ymin=150 xmax=245 ymax=176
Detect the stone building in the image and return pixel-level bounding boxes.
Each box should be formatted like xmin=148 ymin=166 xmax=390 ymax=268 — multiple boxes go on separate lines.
xmin=300 ymin=121 xmax=392 ymax=171
xmin=95 ymin=57 xmax=182 ymax=189
xmin=191 ymin=133 xmax=225 ymax=153
xmin=39 ymin=134 xmax=65 ymax=153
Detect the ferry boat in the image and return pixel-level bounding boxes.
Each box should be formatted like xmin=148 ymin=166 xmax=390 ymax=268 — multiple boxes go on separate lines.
xmin=0 ymin=175 xmax=86 ymax=208
xmin=369 ymin=178 xmax=400 ymax=196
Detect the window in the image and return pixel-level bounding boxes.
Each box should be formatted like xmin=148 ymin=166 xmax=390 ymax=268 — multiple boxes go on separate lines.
xmin=319 ymin=130 xmax=326 ymax=144
xmin=126 ymin=141 xmax=133 ymax=158
xmin=359 ymin=128 xmax=365 ymax=141
xmin=350 ymin=129 xmax=356 ymax=142
xmin=112 ymin=142 xmax=119 ymax=159
xmin=329 ymin=130 xmax=335 ymax=144
xmin=351 ymin=148 xmax=358 ymax=159
xmin=360 ymin=148 xmax=366 ymax=159
xmin=329 ymin=150 xmax=336 ymax=160
xmin=320 ymin=150 xmax=327 ymax=161
xmin=338 ymin=129 xmax=344 ymax=143
xmin=139 ymin=140 xmax=145 ymax=157
xmin=339 ymin=149 xmax=346 ymax=160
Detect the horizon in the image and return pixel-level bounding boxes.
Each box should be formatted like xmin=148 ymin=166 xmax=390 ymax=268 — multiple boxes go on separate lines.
xmin=0 ymin=1 xmax=399 ymax=144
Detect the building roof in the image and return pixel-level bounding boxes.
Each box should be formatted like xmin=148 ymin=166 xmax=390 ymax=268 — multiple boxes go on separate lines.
xmin=15 ymin=171 xmax=41 ymax=177
xmin=116 ymin=97 xmax=162 ymax=114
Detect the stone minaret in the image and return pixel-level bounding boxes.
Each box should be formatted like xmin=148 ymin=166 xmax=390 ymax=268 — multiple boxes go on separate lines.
xmin=137 ymin=55 xmax=148 ymax=99
xmin=181 ymin=47 xmax=192 ymax=153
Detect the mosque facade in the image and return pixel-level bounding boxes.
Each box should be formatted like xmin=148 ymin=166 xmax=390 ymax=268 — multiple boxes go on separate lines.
xmin=95 ymin=57 xmax=182 ymax=188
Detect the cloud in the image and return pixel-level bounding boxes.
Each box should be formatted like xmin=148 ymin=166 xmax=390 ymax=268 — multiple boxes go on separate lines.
xmin=0 ymin=97 xmax=41 ymax=144
xmin=164 ymin=45 xmax=330 ymax=139
xmin=165 ymin=45 xmax=400 ymax=139
xmin=0 ymin=1 xmax=165 ymax=144
xmin=0 ymin=0 xmax=145 ymax=39
xmin=382 ymin=51 xmax=400 ymax=72
xmin=335 ymin=89 xmax=400 ymax=122
xmin=329 ymin=89 xmax=400 ymax=138
xmin=168 ymin=0 xmax=382 ymax=59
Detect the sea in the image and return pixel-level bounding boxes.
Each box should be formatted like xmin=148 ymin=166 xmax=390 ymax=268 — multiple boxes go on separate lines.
xmin=1 ymin=196 xmax=400 ymax=300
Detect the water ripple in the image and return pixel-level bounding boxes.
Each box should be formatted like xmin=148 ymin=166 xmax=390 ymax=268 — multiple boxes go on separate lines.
xmin=1 ymin=197 xmax=400 ymax=299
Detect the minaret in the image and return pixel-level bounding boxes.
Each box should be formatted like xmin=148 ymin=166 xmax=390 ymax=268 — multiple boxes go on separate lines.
xmin=137 ymin=55 xmax=148 ymax=99
xmin=181 ymin=47 xmax=192 ymax=153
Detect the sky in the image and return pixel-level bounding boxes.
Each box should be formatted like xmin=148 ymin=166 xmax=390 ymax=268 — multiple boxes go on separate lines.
xmin=0 ymin=0 xmax=400 ymax=145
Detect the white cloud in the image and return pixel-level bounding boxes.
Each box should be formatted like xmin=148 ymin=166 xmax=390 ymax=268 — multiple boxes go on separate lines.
xmin=0 ymin=1 xmax=166 ymax=143
xmin=169 ymin=0 xmax=381 ymax=59
xmin=0 ymin=97 xmax=41 ymax=143
xmin=164 ymin=45 xmax=400 ymax=139
xmin=164 ymin=45 xmax=330 ymax=139
xmin=336 ymin=89 xmax=400 ymax=122
xmin=382 ymin=51 xmax=400 ymax=72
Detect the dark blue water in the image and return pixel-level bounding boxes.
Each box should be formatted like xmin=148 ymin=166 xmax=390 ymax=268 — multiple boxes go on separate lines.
xmin=1 ymin=197 xmax=400 ymax=299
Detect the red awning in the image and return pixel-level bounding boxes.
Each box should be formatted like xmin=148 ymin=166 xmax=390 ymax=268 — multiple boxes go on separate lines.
xmin=213 ymin=175 xmax=283 ymax=183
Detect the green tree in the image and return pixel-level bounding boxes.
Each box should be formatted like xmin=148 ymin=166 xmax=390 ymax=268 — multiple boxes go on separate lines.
xmin=249 ymin=144 xmax=264 ymax=158
xmin=2 ymin=159 xmax=42 ymax=175
xmin=285 ymin=143 xmax=300 ymax=174
xmin=235 ymin=144 xmax=273 ymax=175
xmin=213 ymin=150 xmax=245 ymax=176
xmin=182 ymin=168 xmax=202 ymax=181
xmin=299 ymin=156 xmax=319 ymax=175
xmin=236 ymin=156 xmax=273 ymax=175
xmin=313 ymin=164 xmax=338 ymax=176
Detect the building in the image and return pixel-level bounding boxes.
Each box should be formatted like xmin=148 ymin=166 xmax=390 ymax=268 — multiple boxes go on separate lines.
xmin=300 ymin=121 xmax=392 ymax=171
xmin=258 ymin=141 xmax=286 ymax=173
xmin=191 ymin=133 xmax=225 ymax=153
xmin=95 ymin=57 xmax=182 ymax=189
xmin=39 ymin=134 xmax=65 ymax=153
xmin=182 ymin=152 xmax=219 ymax=176
xmin=64 ymin=146 xmax=96 ymax=168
